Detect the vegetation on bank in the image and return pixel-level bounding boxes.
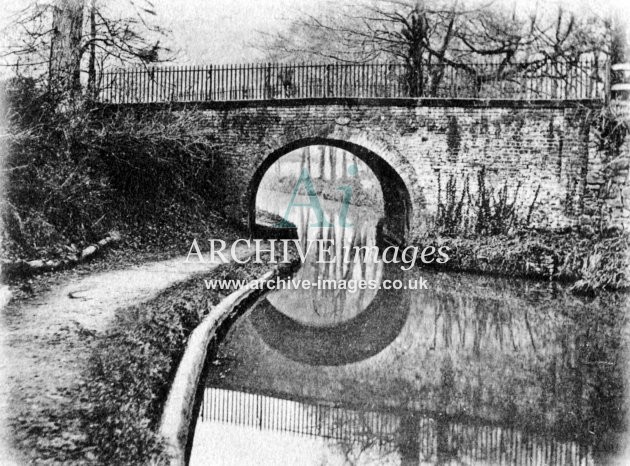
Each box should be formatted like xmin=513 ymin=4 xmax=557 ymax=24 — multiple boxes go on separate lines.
xmin=426 ymin=230 xmax=629 ymax=293
xmin=263 ymin=173 xmax=384 ymax=208
xmin=82 ymin=260 xmax=274 ymax=464
xmin=1 ymin=78 xmax=235 ymax=273
xmin=24 ymin=256 xmax=290 ymax=464
xmin=423 ymin=167 xmax=629 ymax=293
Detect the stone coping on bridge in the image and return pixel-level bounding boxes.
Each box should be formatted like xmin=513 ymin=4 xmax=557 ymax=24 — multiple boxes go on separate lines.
xmin=96 ymin=96 xmax=603 ymax=111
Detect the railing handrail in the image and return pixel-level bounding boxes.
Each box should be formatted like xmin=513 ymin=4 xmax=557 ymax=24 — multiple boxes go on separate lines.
xmin=101 ymin=57 xmax=603 ymax=70
xmin=96 ymin=59 xmax=608 ymax=104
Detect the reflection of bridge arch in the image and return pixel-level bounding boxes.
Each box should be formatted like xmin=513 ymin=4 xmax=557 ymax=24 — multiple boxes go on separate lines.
xmin=248 ymin=138 xmax=413 ymax=243
xmin=249 ymin=264 xmax=410 ymax=366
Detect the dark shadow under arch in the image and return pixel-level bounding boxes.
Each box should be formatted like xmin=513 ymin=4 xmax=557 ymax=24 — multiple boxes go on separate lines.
xmin=249 ymin=263 xmax=411 ymax=366
xmin=248 ymin=138 xmax=412 ymax=243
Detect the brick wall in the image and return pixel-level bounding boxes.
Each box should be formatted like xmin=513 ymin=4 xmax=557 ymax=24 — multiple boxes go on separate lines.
xmin=121 ymin=98 xmax=626 ymax=239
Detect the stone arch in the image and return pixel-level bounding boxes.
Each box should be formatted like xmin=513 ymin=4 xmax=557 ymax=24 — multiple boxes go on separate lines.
xmin=247 ymin=137 xmax=414 ymax=243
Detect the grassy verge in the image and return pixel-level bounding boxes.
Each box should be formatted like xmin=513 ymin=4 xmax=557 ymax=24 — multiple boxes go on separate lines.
xmin=421 ymin=229 xmax=629 ymax=293
xmin=21 ymin=255 xmax=293 ymax=464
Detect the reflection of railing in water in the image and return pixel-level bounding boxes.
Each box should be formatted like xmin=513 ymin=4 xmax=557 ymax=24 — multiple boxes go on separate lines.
xmin=198 ymin=387 xmax=594 ymax=465
xmin=200 ymin=387 xmax=400 ymax=441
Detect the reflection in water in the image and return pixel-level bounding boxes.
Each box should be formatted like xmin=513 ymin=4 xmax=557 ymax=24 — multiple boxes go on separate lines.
xmin=189 ymin=185 xmax=627 ymax=465
xmin=250 ymin=263 xmax=411 ymax=366
xmin=258 ymin=188 xmax=384 ymax=326
xmin=190 ymin=388 xmax=594 ymax=466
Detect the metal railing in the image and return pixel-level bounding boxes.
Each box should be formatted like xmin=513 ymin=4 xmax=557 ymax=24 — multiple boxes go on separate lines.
xmin=197 ymin=387 xmax=595 ymax=465
xmin=97 ymin=60 xmax=607 ymax=104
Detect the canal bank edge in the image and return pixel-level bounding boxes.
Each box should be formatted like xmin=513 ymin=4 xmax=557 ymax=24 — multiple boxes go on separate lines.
xmin=157 ymin=270 xmax=277 ymax=466
xmin=424 ymin=230 xmax=629 ymax=292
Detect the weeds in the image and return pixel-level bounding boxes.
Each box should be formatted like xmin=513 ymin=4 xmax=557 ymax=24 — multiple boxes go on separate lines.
xmin=435 ymin=168 xmax=539 ymax=237
xmin=431 ymin=167 xmax=629 ymax=293
xmin=569 ymin=234 xmax=629 ymax=293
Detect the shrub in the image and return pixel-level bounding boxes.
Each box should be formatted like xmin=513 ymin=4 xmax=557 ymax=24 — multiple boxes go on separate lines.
xmin=1 ymin=83 xmax=233 ymax=263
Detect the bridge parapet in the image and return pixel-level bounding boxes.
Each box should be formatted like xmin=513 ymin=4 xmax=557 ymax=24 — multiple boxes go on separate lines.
xmin=97 ymin=60 xmax=607 ymax=105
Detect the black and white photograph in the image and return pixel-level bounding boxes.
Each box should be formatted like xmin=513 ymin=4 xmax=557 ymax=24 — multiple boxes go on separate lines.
xmin=1 ymin=0 xmax=629 ymax=464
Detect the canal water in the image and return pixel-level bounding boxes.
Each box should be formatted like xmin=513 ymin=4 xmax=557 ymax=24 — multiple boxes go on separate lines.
xmin=189 ymin=187 xmax=629 ymax=465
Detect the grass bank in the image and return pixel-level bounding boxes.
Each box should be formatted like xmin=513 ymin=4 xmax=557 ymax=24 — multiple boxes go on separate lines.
xmin=418 ymin=229 xmax=629 ymax=294
xmin=16 ymin=254 xmax=294 ymax=464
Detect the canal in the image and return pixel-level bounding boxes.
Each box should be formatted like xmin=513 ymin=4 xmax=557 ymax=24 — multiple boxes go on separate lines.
xmin=188 ymin=153 xmax=628 ymax=465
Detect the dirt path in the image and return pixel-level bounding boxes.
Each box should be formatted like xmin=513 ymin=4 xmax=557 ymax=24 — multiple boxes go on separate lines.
xmin=0 ymin=250 xmax=250 ymax=464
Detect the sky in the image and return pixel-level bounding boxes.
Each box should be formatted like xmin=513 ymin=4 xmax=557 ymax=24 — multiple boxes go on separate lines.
xmin=150 ymin=0 xmax=328 ymax=63
xmin=124 ymin=0 xmax=630 ymax=64
xmin=0 ymin=0 xmax=329 ymax=66
xmin=0 ymin=0 xmax=628 ymax=66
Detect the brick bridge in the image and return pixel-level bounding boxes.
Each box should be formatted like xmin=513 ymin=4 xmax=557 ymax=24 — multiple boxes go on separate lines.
xmin=99 ymin=62 xmax=629 ymax=240
xmin=131 ymin=98 xmax=628 ymax=240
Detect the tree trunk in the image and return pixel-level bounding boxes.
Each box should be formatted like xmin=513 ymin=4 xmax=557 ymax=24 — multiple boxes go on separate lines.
xmin=329 ymin=147 xmax=336 ymax=181
xmin=610 ymin=17 xmax=628 ymax=65
xmin=319 ymin=146 xmax=325 ymax=178
xmin=49 ymin=0 xmax=84 ymax=105
xmin=300 ymin=147 xmax=306 ymax=173
xmin=86 ymin=0 xmax=97 ymax=100
xmin=306 ymin=146 xmax=312 ymax=174
xmin=405 ymin=7 xmax=427 ymax=97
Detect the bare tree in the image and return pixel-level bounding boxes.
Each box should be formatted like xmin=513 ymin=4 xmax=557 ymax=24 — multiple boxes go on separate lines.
xmin=306 ymin=145 xmax=312 ymax=173
xmin=1 ymin=0 xmax=169 ymax=101
xmin=329 ymin=146 xmax=336 ymax=181
xmin=86 ymin=0 xmax=97 ymax=97
xmin=49 ymin=0 xmax=84 ymax=100
xmin=298 ymin=146 xmax=312 ymax=174
xmin=318 ymin=145 xmax=325 ymax=178
xmin=260 ymin=0 xmax=616 ymax=96
xmin=86 ymin=0 xmax=166 ymax=67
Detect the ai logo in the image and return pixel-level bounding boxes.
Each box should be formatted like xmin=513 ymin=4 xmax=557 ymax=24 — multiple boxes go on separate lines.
xmin=276 ymin=164 xmax=359 ymax=228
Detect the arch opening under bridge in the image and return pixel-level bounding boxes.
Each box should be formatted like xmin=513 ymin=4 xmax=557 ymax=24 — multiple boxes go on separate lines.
xmin=247 ymin=138 xmax=413 ymax=244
